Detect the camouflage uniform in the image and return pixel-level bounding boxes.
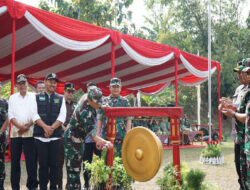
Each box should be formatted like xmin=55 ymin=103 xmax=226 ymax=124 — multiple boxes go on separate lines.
xmin=242 ymin=59 xmax=250 ymax=188
xmin=98 ymin=95 xmax=131 ymax=157
xmin=149 ymin=119 xmax=160 ymax=133
xmin=0 ymin=97 xmax=8 ymax=186
xmin=64 ymin=87 xmax=102 ymax=190
xmin=235 ymin=88 xmax=249 ymax=190
xmin=245 ymin=92 xmax=250 ymax=187
xmin=159 ymin=120 xmax=168 ymax=134
xmin=132 ymin=117 xmax=149 ymax=129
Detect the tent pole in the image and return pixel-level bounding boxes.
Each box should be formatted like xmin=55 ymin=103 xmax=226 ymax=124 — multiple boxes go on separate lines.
xmin=217 ymin=70 xmax=222 ymax=141
xmin=137 ymin=91 xmax=141 ymax=107
xmin=11 ymin=19 xmax=16 ymax=94
xmin=107 ymin=42 xmax=116 ymax=188
xmin=175 ymin=59 xmax=178 ymax=106
xmin=9 ymin=18 xmax=16 ymax=158
xmin=111 ymin=43 xmax=115 ymax=78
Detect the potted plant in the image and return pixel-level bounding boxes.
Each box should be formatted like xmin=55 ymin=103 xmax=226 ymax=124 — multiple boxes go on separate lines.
xmin=84 ymin=155 xmax=111 ymax=190
xmin=200 ymin=140 xmax=224 ymax=165
xmin=85 ymin=152 xmax=134 ymax=190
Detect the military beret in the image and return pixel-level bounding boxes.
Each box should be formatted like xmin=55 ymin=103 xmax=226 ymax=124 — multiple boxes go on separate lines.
xmin=110 ymin=78 xmax=121 ymax=86
xmin=46 ymin=73 xmax=59 ymax=82
xmin=88 ymin=87 xmax=103 ymax=106
xmin=233 ymin=60 xmax=243 ymax=72
xmin=64 ymin=83 xmax=75 ymax=91
xmin=16 ymin=74 xmax=27 ymax=83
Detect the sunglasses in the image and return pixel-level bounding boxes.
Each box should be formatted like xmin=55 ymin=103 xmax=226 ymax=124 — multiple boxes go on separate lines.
xmin=66 ymin=90 xmax=75 ymax=94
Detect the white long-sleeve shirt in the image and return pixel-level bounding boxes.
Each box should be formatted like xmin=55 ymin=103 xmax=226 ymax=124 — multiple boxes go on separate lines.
xmin=8 ymin=92 xmax=39 ymax=138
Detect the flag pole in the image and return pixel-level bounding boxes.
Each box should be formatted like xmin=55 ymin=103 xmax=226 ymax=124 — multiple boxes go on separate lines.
xmin=197 ymin=50 xmax=201 ymax=129
xmin=208 ymin=0 xmax=212 ymax=141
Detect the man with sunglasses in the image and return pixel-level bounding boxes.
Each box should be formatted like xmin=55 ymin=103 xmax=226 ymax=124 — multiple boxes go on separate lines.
xmin=57 ymin=83 xmax=76 ymax=190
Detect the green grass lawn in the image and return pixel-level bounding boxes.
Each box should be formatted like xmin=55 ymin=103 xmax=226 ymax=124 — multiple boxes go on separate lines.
xmin=3 ymin=141 xmax=238 ymax=190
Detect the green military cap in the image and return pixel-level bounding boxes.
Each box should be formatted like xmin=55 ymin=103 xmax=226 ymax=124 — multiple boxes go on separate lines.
xmin=88 ymin=87 xmax=103 ymax=105
xmin=64 ymin=82 xmax=75 ymax=91
xmin=46 ymin=73 xmax=59 ymax=82
xmin=110 ymin=77 xmax=121 ymax=86
xmin=241 ymin=58 xmax=250 ymax=72
xmin=233 ymin=60 xmax=243 ymax=72
xmin=16 ymin=74 xmax=27 ymax=83
xmin=86 ymin=82 xmax=96 ymax=89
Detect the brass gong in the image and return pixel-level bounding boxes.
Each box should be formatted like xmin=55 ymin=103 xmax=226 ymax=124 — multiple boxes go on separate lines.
xmin=122 ymin=127 xmax=163 ymax=182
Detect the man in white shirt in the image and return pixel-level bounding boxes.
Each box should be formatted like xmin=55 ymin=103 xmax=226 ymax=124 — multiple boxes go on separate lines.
xmin=8 ymin=74 xmax=38 ymax=190
xmin=33 ymin=73 xmax=66 ymax=190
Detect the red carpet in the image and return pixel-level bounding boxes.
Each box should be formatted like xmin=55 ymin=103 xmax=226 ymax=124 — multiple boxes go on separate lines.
xmin=163 ymin=144 xmax=205 ymax=150
xmin=5 ymin=152 xmax=25 ymax=162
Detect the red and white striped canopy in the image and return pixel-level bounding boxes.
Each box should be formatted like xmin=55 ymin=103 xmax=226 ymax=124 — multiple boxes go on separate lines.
xmin=0 ymin=0 xmax=220 ymax=96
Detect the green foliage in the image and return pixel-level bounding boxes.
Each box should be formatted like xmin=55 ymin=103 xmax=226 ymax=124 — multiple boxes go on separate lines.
xmin=0 ymin=82 xmax=15 ymax=99
xmin=201 ymin=141 xmax=221 ymax=158
xmin=39 ymin=0 xmax=134 ymax=32
xmin=72 ymin=88 xmax=84 ymax=103
xmin=85 ymin=154 xmax=133 ymax=189
xmin=84 ymin=155 xmax=111 ymax=189
xmin=156 ymin=162 xmax=188 ymax=190
xmin=112 ymin=157 xmax=134 ymax=190
xmin=157 ymin=162 xmax=218 ymax=190
xmin=185 ymin=169 xmax=206 ymax=190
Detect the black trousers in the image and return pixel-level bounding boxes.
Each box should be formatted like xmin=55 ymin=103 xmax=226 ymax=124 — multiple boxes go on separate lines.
xmin=57 ymin=137 xmax=64 ymax=188
xmin=10 ymin=137 xmax=37 ymax=190
xmin=235 ymin=143 xmax=244 ymax=189
xmin=82 ymin=142 xmax=102 ymax=188
xmin=35 ymin=139 xmax=60 ymax=190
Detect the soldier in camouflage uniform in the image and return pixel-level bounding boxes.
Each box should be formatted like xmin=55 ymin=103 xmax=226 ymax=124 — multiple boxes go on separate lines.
xmin=97 ymin=78 xmax=132 ymax=157
xmin=222 ymin=58 xmax=250 ymax=189
xmin=242 ymin=59 xmax=250 ymax=188
xmin=148 ymin=118 xmax=160 ymax=133
xmin=64 ymin=87 xmax=112 ymax=190
xmin=0 ymin=82 xmax=9 ymax=190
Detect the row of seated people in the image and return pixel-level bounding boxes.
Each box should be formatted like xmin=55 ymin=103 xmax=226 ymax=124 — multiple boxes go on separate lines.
xmin=130 ymin=116 xmax=194 ymax=145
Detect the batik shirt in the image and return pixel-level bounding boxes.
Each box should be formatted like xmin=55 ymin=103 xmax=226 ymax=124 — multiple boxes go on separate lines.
xmin=98 ymin=95 xmax=131 ymax=140
xmin=65 ymin=99 xmax=96 ymax=143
